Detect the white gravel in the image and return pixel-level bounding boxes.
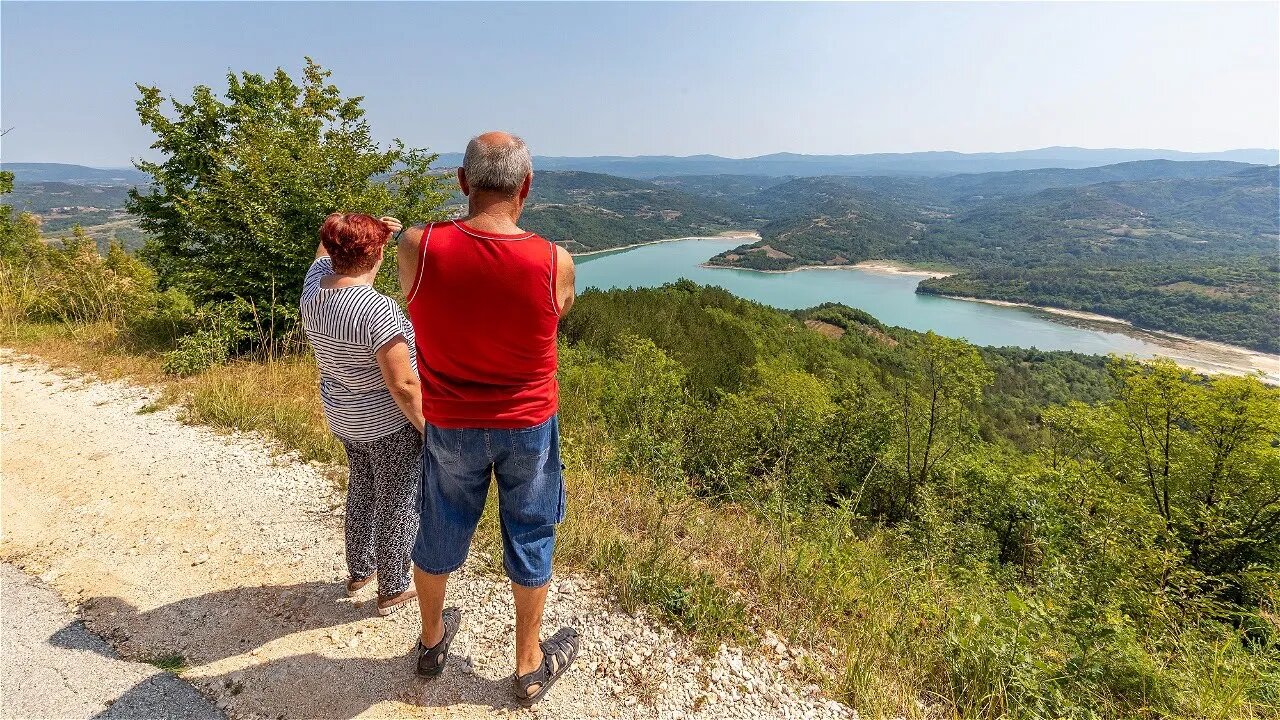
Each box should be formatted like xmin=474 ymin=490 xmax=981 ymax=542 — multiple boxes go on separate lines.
xmin=1 ymin=352 xmax=858 ymax=720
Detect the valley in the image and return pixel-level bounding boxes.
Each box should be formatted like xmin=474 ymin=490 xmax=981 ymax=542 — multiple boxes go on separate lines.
xmin=5 ymin=155 xmax=1278 ymax=355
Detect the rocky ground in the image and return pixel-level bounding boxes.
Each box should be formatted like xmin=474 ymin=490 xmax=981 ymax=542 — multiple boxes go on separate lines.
xmin=0 ymin=353 xmax=857 ymax=720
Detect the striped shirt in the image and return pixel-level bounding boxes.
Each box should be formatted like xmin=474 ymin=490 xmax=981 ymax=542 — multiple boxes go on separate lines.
xmin=300 ymin=257 xmax=417 ymax=442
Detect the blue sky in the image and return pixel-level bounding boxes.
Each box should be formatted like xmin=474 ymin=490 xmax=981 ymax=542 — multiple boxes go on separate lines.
xmin=2 ymin=1 xmax=1277 ymax=166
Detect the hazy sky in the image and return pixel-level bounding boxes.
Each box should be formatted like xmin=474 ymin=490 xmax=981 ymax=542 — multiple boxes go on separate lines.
xmin=3 ymin=1 xmax=1277 ymax=166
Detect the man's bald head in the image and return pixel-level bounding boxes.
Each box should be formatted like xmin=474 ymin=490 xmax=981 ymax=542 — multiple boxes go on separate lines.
xmin=462 ymin=132 xmax=532 ymax=196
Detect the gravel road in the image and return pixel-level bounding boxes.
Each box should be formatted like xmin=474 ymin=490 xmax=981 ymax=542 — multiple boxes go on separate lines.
xmin=0 ymin=353 xmax=857 ymax=720
xmin=1 ymin=562 xmax=223 ymax=720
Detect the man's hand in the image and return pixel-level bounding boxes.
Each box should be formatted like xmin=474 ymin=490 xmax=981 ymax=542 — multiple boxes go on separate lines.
xmin=381 ymin=216 xmax=404 ymax=236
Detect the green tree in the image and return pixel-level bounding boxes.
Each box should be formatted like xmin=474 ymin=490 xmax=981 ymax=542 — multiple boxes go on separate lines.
xmin=892 ymin=332 xmax=993 ymax=519
xmin=128 ymin=58 xmax=451 ymax=346
xmin=1048 ymin=359 xmax=1280 ymax=604
xmin=599 ymin=336 xmax=692 ymax=488
xmin=0 ymin=170 xmax=42 ymax=258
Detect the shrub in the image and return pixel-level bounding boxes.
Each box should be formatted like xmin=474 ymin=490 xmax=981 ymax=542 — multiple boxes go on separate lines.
xmin=161 ymin=301 xmax=252 ymax=376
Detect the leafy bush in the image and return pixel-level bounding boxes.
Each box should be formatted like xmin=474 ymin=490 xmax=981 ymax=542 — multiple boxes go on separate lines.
xmin=161 ymin=301 xmax=252 ymax=376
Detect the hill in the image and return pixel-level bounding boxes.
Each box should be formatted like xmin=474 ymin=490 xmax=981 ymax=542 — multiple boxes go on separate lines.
xmin=4 ymin=180 xmax=146 ymax=248
xmin=518 ymin=171 xmax=757 ymax=252
xmin=0 ymin=163 xmax=150 ymax=184
xmin=705 ymin=163 xmax=1279 ymax=352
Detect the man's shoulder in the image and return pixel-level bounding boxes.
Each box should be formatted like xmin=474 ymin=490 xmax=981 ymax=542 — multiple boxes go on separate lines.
xmin=401 ymin=220 xmax=463 ymax=244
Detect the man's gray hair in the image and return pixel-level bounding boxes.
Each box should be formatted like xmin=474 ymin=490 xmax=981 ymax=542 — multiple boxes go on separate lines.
xmin=462 ymin=133 xmax=533 ymax=194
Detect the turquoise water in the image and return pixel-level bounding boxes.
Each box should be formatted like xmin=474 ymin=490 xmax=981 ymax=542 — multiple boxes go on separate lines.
xmin=575 ymin=238 xmax=1253 ymax=363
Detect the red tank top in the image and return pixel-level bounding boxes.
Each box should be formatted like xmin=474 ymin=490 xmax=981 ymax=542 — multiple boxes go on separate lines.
xmin=406 ymin=220 xmax=561 ymax=429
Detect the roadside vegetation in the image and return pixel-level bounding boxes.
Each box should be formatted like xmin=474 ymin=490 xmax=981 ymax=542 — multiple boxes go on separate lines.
xmin=2 ymin=61 xmax=1277 ymax=719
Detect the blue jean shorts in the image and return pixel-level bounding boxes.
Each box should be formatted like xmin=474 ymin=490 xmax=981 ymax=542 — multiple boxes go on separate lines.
xmin=412 ymin=414 xmax=565 ymax=587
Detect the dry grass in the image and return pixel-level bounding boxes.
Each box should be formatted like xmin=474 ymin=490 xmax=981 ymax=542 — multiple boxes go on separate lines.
xmin=1 ymin=321 xmax=168 ymax=381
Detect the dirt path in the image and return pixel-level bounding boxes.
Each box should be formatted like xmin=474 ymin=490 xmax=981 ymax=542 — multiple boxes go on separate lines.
xmin=1 ymin=562 xmax=223 ymax=720
xmin=0 ymin=355 xmax=856 ymax=720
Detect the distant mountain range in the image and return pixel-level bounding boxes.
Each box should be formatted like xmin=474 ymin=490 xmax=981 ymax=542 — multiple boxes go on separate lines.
xmin=5 ymin=156 xmax=1276 ymax=352
xmin=8 ymin=148 xmax=1279 ymax=184
xmin=430 ymin=147 xmax=1279 ymax=179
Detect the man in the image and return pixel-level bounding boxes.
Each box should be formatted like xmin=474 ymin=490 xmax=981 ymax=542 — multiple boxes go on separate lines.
xmin=397 ymin=132 xmax=578 ymax=704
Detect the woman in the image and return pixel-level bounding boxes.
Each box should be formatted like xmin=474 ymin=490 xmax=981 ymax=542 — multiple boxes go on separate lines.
xmin=301 ymin=212 xmax=422 ymax=616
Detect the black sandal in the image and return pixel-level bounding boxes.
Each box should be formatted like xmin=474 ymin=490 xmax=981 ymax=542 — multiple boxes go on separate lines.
xmin=415 ymin=607 xmax=462 ymax=678
xmin=513 ymin=627 xmax=580 ymax=705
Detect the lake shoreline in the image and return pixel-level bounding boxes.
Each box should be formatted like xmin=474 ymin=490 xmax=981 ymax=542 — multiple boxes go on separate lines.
xmin=578 ymin=237 xmax=1279 ymax=383
xmin=569 ymin=231 xmax=761 ymax=257
xmin=700 ymin=259 xmax=955 ymax=278
xmin=935 ymin=293 xmax=1280 ymax=381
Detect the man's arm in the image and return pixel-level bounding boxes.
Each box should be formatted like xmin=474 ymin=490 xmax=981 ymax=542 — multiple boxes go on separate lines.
xmin=397 ymin=225 xmax=425 ymax=299
xmin=555 ymin=245 xmax=576 ymax=314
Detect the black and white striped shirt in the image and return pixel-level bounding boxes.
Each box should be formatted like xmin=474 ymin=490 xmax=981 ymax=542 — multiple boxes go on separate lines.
xmin=300 ymin=257 xmax=417 ymax=442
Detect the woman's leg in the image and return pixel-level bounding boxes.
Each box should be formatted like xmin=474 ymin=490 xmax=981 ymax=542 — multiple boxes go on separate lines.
xmin=343 ymin=440 xmax=378 ymax=583
xmin=371 ymin=424 xmax=422 ymax=598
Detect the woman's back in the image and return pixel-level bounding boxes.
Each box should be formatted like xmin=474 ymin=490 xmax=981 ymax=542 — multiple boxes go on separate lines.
xmin=301 ymin=257 xmax=416 ymax=442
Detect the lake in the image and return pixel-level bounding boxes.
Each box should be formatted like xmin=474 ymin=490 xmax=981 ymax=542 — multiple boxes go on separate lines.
xmin=576 ymin=237 xmax=1280 ymax=382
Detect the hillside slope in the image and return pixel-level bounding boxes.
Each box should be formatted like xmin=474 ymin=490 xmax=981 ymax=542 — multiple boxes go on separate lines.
xmin=521 ymin=171 xmax=756 ymax=252
xmin=704 ymin=164 xmax=1279 ymax=351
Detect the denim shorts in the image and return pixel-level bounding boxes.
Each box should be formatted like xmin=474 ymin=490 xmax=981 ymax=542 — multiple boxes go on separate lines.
xmin=412 ymin=414 xmax=565 ymax=587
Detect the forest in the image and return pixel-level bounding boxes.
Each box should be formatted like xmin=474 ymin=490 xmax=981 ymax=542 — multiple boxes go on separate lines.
xmin=2 ymin=60 xmax=1277 ymax=719
xmin=516 ymin=170 xmax=754 ymax=252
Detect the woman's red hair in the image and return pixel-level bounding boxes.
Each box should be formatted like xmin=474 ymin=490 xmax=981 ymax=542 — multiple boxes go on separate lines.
xmin=319 ymin=213 xmax=391 ymax=274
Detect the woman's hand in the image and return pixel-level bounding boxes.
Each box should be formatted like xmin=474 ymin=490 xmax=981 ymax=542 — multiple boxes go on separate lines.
xmin=380 ymin=216 xmax=404 ymax=237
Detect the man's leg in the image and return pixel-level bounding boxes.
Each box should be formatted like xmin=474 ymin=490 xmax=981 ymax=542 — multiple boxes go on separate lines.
xmin=412 ymin=424 xmax=492 ymax=651
xmin=415 ymin=566 xmax=449 ymax=646
xmin=494 ymin=415 xmax=575 ymax=694
xmin=513 ymin=581 xmax=549 ymax=676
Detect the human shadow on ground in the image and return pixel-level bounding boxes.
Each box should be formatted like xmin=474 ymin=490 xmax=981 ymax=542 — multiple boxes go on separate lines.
xmin=67 ymin=581 xmax=358 ymax=664
xmin=67 ymin=582 xmax=533 ymax=719
xmin=81 ymin=648 xmax=524 ymax=720
xmin=44 ymin=620 xmax=221 ymax=720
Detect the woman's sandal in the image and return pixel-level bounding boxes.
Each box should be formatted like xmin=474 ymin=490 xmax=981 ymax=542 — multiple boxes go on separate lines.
xmin=416 ymin=607 xmax=462 ymax=677
xmin=513 ymin=627 xmax=580 ymax=705
xmin=346 ymin=573 xmax=375 ymax=597
xmin=376 ymin=588 xmax=419 ymax=616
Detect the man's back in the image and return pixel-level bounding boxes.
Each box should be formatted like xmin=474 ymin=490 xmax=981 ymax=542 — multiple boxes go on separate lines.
xmin=402 ymin=132 xmax=581 ymax=702
xmin=404 ymin=219 xmax=562 ymax=429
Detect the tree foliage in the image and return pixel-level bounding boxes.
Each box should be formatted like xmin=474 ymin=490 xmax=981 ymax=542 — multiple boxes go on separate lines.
xmin=127 ymin=58 xmax=451 ymax=343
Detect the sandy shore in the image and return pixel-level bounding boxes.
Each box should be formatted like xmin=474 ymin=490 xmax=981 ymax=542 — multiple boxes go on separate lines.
xmin=938 ymin=294 xmax=1280 ymax=382
xmin=851 ymin=261 xmax=955 ymax=279
xmin=700 ymin=259 xmax=954 ymax=278
xmin=943 ymin=296 xmax=1137 ymax=325
xmin=569 ymin=231 xmax=760 ymax=257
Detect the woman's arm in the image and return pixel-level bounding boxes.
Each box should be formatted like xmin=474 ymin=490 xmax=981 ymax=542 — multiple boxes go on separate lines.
xmin=375 ymin=337 xmax=425 ymax=433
